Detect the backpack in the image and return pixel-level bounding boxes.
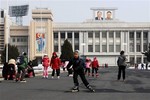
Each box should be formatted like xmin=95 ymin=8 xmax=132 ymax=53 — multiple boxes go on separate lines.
xmin=18 ymin=56 xmax=24 ymax=65
xmin=117 ymin=56 xmax=126 ymax=66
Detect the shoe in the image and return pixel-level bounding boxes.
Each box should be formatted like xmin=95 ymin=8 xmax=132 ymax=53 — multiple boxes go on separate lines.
xmin=69 ymin=74 xmax=73 ymax=77
xmin=57 ymin=76 xmax=60 ymax=79
xmin=72 ymin=86 xmax=79 ymax=92
xmin=87 ymin=85 xmax=95 ymax=92
xmin=52 ymin=76 xmax=54 ymax=79
xmin=42 ymin=76 xmax=45 ymax=79
xmin=20 ymin=79 xmax=27 ymax=83
xmin=46 ymin=76 xmax=48 ymax=79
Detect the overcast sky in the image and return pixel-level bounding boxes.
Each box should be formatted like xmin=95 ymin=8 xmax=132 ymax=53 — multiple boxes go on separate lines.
xmin=0 ymin=0 xmax=150 ymax=25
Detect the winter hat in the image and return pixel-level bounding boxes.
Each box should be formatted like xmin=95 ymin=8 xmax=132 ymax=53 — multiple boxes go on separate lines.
xmin=53 ymin=52 xmax=57 ymax=56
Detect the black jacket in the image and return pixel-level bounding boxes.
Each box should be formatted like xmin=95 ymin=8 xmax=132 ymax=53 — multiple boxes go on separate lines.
xmin=67 ymin=57 xmax=85 ymax=71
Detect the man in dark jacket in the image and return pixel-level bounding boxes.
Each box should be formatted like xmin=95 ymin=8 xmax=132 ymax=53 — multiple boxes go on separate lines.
xmin=67 ymin=51 xmax=95 ymax=92
xmin=117 ymin=51 xmax=127 ymax=81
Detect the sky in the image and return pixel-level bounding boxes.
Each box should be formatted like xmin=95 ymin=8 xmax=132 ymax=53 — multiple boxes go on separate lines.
xmin=0 ymin=0 xmax=150 ymax=25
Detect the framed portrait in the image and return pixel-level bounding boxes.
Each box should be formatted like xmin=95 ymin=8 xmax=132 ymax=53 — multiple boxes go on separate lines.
xmin=95 ymin=11 xmax=104 ymax=20
xmin=105 ymin=11 xmax=113 ymax=20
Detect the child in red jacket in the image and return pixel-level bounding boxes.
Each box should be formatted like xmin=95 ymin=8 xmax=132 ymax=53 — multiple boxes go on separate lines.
xmin=50 ymin=52 xmax=61 ymax=79
xmin=91 ymin=57 xmax=99 ymax=78
xmin=42 ymin=54 xmax=50 ymax=79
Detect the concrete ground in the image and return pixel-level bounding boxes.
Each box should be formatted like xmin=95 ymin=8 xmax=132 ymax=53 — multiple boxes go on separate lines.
xmin=0 ymin=68 xmax=150 ymax=100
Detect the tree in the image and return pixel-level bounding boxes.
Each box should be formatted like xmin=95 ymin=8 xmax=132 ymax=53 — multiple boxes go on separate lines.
xmin=60 ymin=39 xmax=74 ymax=61
xmin=1 ymin=44 xmax=20 ymax=63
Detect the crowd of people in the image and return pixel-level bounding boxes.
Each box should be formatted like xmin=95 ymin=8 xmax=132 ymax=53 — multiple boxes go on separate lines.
xmin=2 ymin=50 xmax=129 ymax=92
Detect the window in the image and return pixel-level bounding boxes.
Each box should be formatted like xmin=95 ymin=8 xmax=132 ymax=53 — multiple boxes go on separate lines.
xmin=116 ymin=31 xmax=120 ymax=38
xmin=109 ymin=45 xmax=114 ymax=52
xmin=130 ymin=57 xmax=135 ymax=65
xmin=95 ymin=32 xmax=100 ymax=37
xmin=12 ymin=38 xmax=15 ymax=42
xmin=54 ymin=46 xmax=58 ymax=52
xmin=88 ymin=45 xmax=93 ymax=52
xmin=75 ymin=45 xmax=79 ymax=51
xmin=136 ymin=32 xmax=141 ymax=38
xmin=109 ymin=31 xmax=114 ymax=38
xmin=143 ymin=31 xmax=148 ymax=38
xmin=116 ymin=45 xmax=120 ymax=52
xmin=102 ymin=31 xmax=107 ymax=38
xmin=102 ymin=45 xmax=107 ymax=52
xmin=136 ymin=44 xmax=141 ymax=52
xmin=130 ymin=43 xmax=134 ymax=52
xmin=74 ymin=32 xmax=79 ymax=38
xmin=129 ymin=32 xmax=134 ymax=38
xmin=17 ymin=38 xmax=20 ymax=42
xmin=95 ymin=45 xmax=100 ymax=52
xmin=61 ymin=32 xmax=65 ymax=38
xmin=67 ymin=32 xmax=72 ymax=38
xmin=136 ymin=57 xmax=141 ymax=64
xmin=88 ymin=32 xmax=93 ymax=38
xmin=54 ymin=32 xmax=58 ymax=38
xmin=143 ymin=44 xmax=147 ymax=51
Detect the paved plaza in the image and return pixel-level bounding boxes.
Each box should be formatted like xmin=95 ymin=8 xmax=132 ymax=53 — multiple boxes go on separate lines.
xmin=0 ymin=68 xmax=150 ymax=100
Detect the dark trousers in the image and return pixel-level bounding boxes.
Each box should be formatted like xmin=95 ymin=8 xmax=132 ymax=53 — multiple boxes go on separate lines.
xmin=52 ymin=69 xmax=60 ymax=76
xmin=7 ymin=64 xmax=16 ymax=80
xmin=68 ymin=69 xmax=73 ymax=75
xmin=118 ymin=66 xmax=126 ymax=80
xmin=92 ymin=68 xmax=98 ymax=74
xmin=85 ymin=68 xmax=90 ymax=74
xmin=16 ymin=66 xmax=26 ymax=80
xmin=73 ymin=69 xmax=89 ymax=87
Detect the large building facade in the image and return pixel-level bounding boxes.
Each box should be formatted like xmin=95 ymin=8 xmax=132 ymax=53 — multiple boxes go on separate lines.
xmin=0 ymin=7 xmax=150 ymax=66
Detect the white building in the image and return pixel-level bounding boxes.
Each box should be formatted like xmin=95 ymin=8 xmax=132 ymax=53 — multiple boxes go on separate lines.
xmin=0 ymin=7 xmax=150 ymax=66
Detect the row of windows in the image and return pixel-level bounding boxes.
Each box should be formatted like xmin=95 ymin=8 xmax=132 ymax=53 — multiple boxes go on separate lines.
xmin=88 ymin=31 xmax=121 ymax=38
xmin=88 ymin=45 xmax=121 ymax=52
xmin=129 ymin=31 xmax=148 ymax=38
xmin=12 ymin=37 xmax=28 ymax=43
xmin=54 ymin=32 xmax=79 ymax=39
xmin=130 ymin=43 xmax=148 ymax=52
xmin=130 ymin=56 xmax=147 ymax=65
xmin=54 ymin=45 xmax=79 ymax=52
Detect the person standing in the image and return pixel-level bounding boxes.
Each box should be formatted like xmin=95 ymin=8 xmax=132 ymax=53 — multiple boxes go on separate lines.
xmin=28 ymin=60 xmax=35 ymax=77
xmin=42 ymin=54 xmax=50 ymax=79
xmin=16 ymin=52 xmax=28 ymax=82
xmin=91 ymin=57 xmax=100 ymax=78
xmin=85 ymin=58 xmax=91 ymax=77
xmin=117 ymin=51 xmax=127 ymax=81
xmin=67 ymin=51 xmax=95 ymax=92
xmin=50 ymin=52 xmax=61 ymax=79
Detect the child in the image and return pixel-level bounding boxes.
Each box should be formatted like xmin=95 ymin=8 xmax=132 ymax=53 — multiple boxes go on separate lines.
xmin=42 ymin=54 xmax=50 ymax=79
xmin=91 ymin=57 xmax=99 ymax=78
xmin=67 ymin=51 xmax=95 ymax=92
xmin=8 ymin=59 xmax=16 ymax=80
xmin=50 ymin=52 xmax=61 ymax=79
xmin=85 ymin=58 xmax=91 ymax=76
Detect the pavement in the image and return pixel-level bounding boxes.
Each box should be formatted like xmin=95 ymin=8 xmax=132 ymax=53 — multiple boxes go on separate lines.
xmin=0 ymin=68 xmax=150 ymax=100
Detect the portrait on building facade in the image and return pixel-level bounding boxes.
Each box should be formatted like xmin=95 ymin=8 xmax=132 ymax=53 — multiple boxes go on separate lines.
xmin=36 ymin=33 xmax=46 ymax=53
xmin=95 ymin=11 xmax=103 ymax=20
xmin=105 ymin=11 xmax=113 ymax=20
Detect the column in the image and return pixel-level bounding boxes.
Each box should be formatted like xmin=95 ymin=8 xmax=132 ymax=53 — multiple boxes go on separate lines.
xmin=65 ymin=31 xmax=67 ymax=39
xmin=93 ymin=31 xmax=95 ymax=52
xmin=120 ymin=31 xmax=123 ymax=50
xmin=58 ymin=32 xmax=61 ymax=53
xmin=141 ymin=31 xmax=143 ymax=52
xmin=85 ymin=31 xmax=88 ymax=53
xmin=72 ymin=32 xmax=75 ymax=51
xmin=134 ymin=31 xmax=136 ymax=53
xmin=100 ymin=31 xmax=102 ymax=52
xmin=127 ymin=31 xmax=130 ymax=53
xmin=107 ymin=31 xmax=109 ymax=52
xmin=148 ymin=31 xmax=150 ymax=44
xmin=114 ymin=31 xmax=116 ymax=52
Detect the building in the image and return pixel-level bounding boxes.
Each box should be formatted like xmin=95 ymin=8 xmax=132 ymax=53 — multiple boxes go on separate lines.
xmin=0 ymin=7 xmax=150 ymax=66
